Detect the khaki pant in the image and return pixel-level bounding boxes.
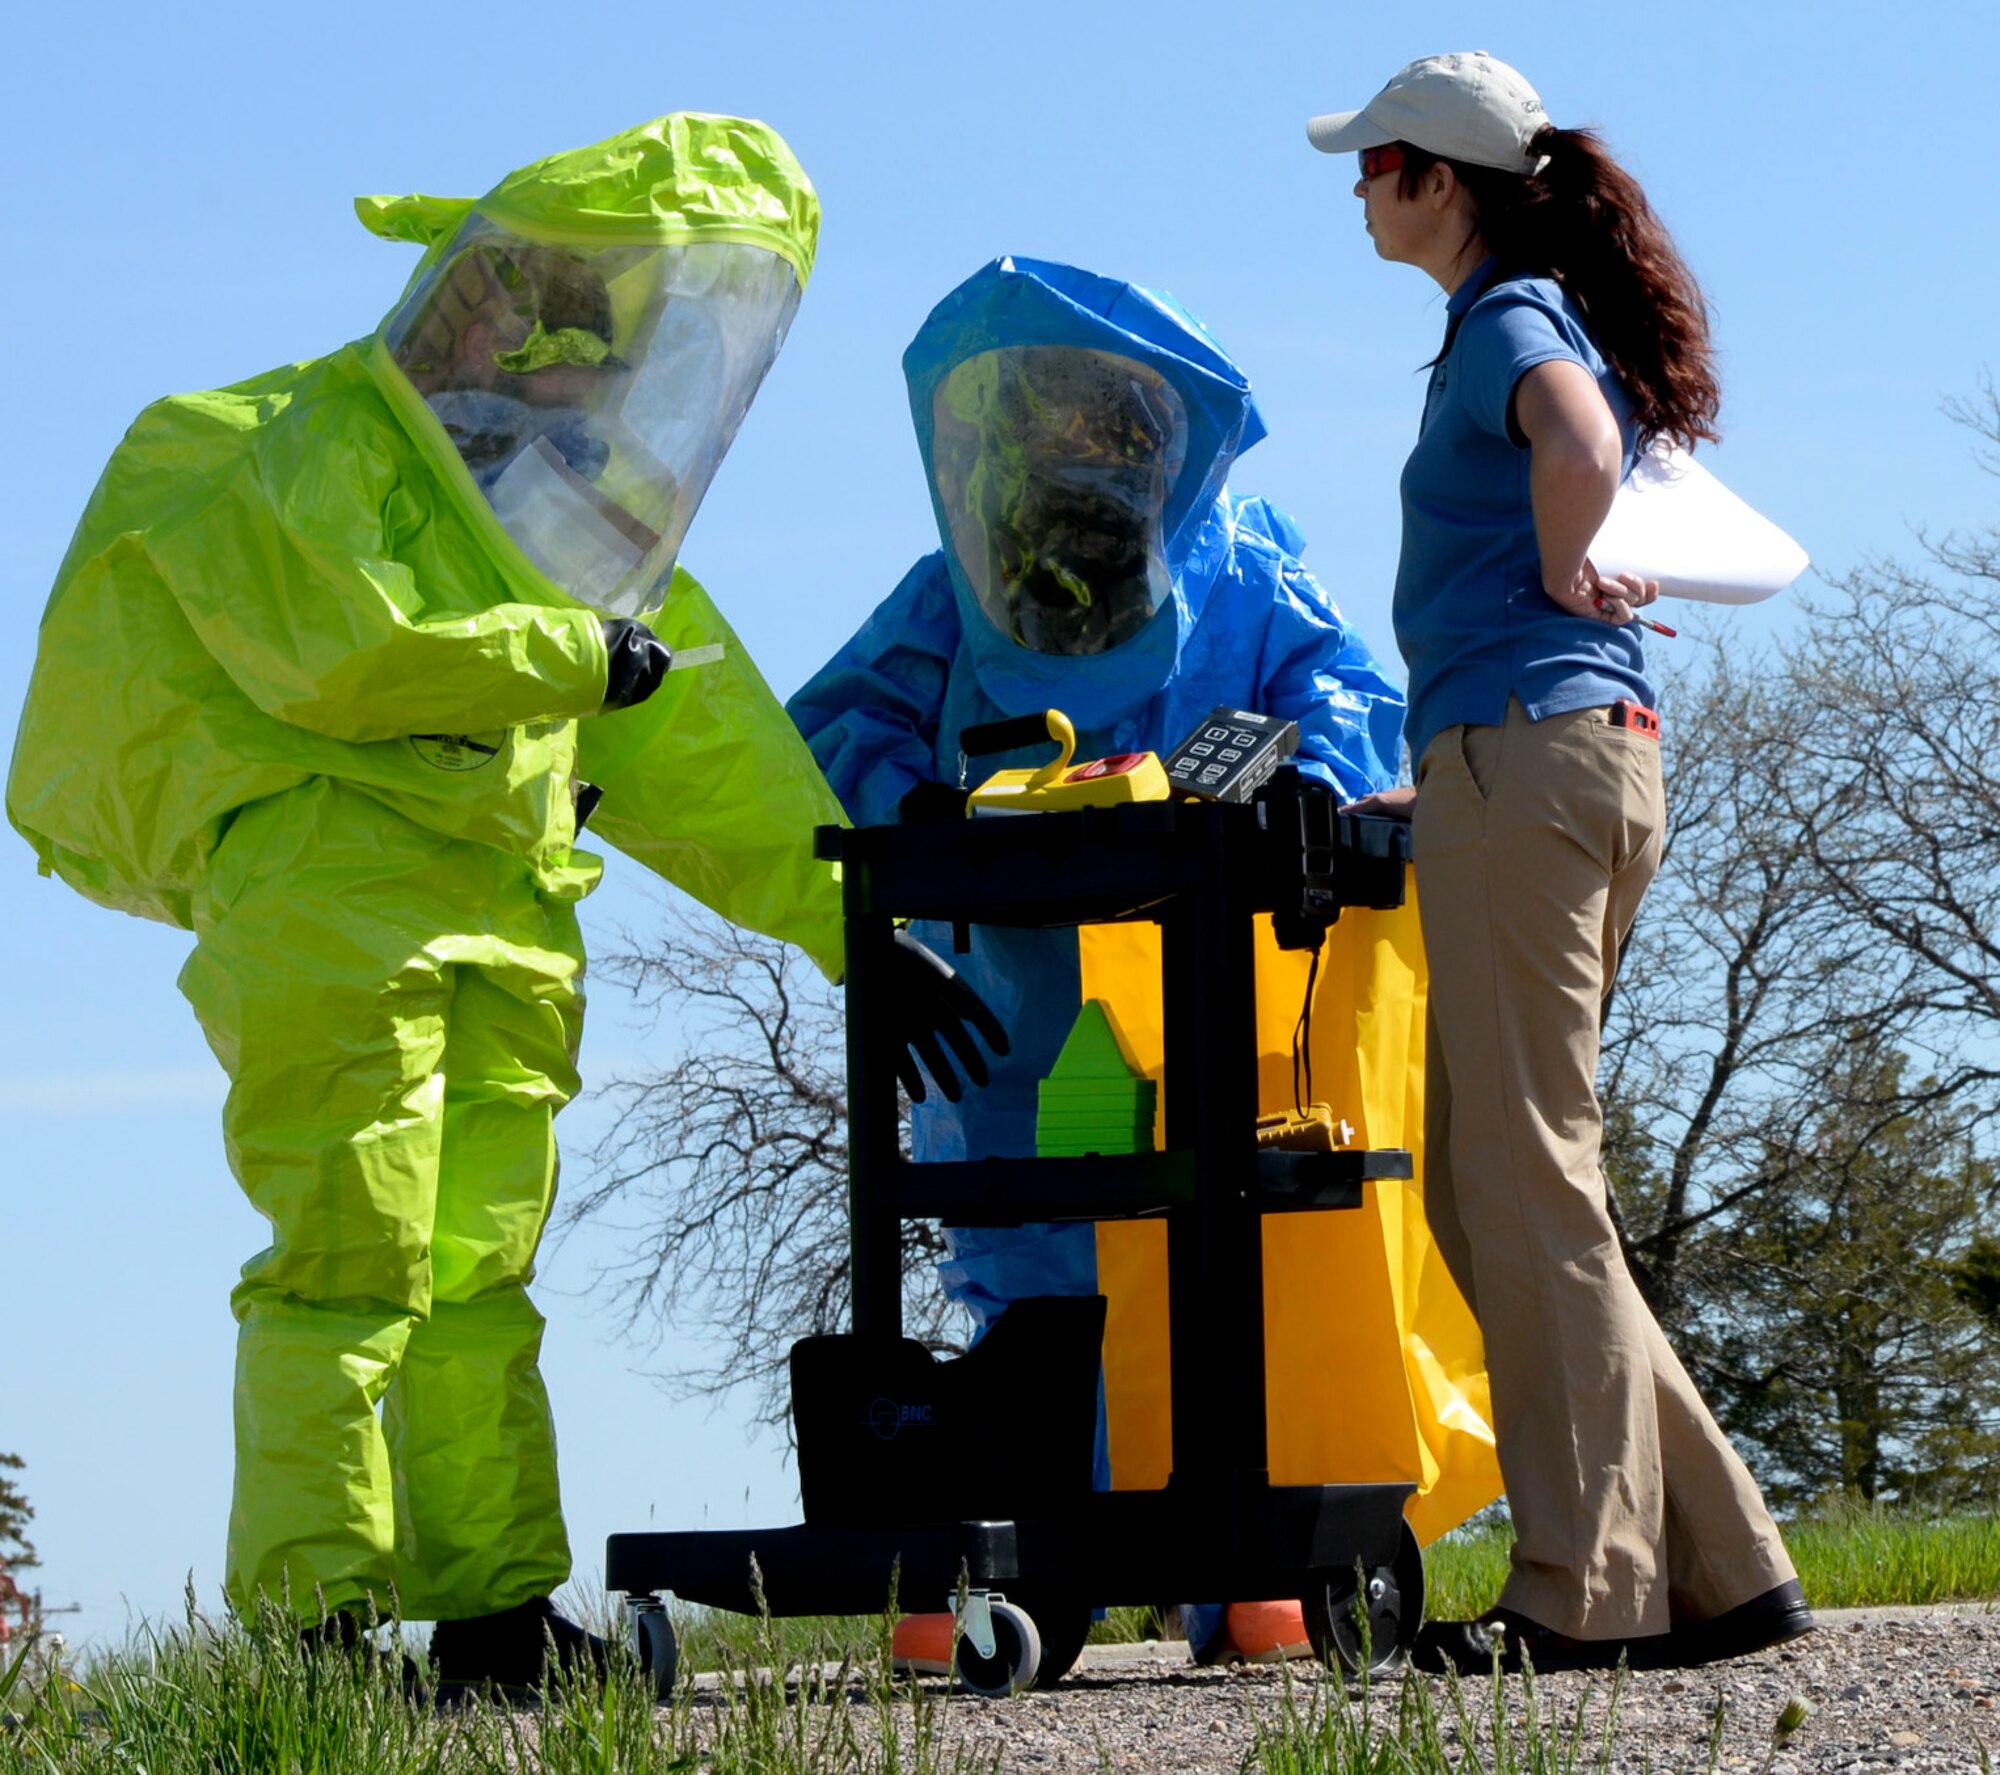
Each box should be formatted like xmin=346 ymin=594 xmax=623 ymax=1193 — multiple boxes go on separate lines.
xmin=1413 ymin=700 xmax=1794 ymax=1639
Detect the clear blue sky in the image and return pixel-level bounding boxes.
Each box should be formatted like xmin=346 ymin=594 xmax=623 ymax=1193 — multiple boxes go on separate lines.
xmin=6 ymin=0 xmax=1996 ymax=1644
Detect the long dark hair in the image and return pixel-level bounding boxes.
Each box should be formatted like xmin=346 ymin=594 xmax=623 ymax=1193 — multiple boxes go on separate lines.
xmin=1402 ymin=127 xmax=1720 ymax=450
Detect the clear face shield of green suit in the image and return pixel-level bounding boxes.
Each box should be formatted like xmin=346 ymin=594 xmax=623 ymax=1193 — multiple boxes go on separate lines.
xmin=385 ymin=219 xmax=802 ymax=616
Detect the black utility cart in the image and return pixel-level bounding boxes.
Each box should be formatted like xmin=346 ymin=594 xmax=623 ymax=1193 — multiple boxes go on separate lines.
xmin=608 ymin=776 xmax=1428 ymax=1697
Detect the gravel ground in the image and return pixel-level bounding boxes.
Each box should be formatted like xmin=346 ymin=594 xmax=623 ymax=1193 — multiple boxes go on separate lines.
xmin=884 ymin=1606 xmax=2000 ymax=1773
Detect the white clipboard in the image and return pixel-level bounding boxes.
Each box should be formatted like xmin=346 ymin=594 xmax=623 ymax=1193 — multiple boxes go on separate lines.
xmin=1591 ymin=441 xmax=1808 ymax=605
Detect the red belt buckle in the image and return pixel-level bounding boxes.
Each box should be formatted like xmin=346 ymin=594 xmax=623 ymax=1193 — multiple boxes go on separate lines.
xmin=1609 ymin=699 xmax=1661 ymax=740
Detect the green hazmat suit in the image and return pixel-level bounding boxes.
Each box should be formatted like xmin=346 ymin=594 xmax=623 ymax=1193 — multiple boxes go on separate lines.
xmin=6 ymin=113 xmax=847 ymax=1622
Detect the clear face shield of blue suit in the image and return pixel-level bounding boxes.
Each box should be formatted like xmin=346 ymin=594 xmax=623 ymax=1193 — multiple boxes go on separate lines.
xmin=386 ymin=220 xmax=801 ymax=615
xmin=931 ymin=347 xmax=1189 ymax=659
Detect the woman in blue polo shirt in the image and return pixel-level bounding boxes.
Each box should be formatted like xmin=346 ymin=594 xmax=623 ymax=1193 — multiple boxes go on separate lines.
xmin=1306 ymin=53 xmax=1812 ymax=1675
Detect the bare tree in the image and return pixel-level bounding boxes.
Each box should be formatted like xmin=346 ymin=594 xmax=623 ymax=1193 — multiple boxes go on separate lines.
xmin=1596 ymin=393 xmax=2000 ymax=1506
xmin=1778 ymin=488 xmax=2000 ymax=1092
xmin=1602 ymin=626 xmax=2000 ymax=1504
xmin=561 ymin=910 xmax=965 ymax=1433
xmin=1600 ymin=643 xmax=1913 ymax=1311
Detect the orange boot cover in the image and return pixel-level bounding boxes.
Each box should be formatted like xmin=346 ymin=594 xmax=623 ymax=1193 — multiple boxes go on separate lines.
xmin=890 ymin=1612 xmax=957 ymax=1676
xmin=1224 ymin=1600 xmax=1313 ymax=1663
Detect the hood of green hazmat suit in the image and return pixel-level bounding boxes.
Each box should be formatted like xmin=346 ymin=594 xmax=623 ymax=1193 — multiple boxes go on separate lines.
xmin=7 ymin=112 xmax=846 ymax=973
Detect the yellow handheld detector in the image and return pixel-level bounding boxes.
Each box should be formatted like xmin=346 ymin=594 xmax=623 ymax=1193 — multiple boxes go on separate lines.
xmin=1254 ymin=1103 xmax=1356 ymax=1152
xmin=963 ymin=710 xmax=1172 ymax=816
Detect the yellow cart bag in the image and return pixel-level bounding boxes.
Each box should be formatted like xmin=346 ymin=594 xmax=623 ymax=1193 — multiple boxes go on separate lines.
xmin=1081 ymin=883 xmax=1502 ymax=1546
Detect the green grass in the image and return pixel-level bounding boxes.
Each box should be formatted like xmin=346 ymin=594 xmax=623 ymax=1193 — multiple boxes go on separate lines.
xmin=1244 ymin=1596 xmax=1835 ymax=1775
xmin=1254 ymin=1658 xmax=1639 ymax=1775
xmin=1782 ymin=1506 xmax=2000 ymax=1609
xmin=1421 ymin=1505 xmax=2000 ymax=1621
xmin=1246 ymin=1659 xmax=1835 ymax=1775
xmin=674 ymin=1607 xmax=878 ymax=1675
xmin=3 ymin=1512 xmax=1992 ymax=1774
xmin=1089 ymin=1603 xmax=1176 ymax=1645
xmin=0 ymin=1599 xmax=1831 ymax=1775
xmin=0 ymin=1588 xmax=1000 ymax=1775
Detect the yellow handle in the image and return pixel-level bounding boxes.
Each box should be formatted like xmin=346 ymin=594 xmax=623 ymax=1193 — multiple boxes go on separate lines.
xmin=1025 ymin=711 xmax=1078 ymax=792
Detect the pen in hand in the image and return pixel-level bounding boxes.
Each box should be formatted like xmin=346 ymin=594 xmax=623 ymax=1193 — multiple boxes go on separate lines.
xmin=1596 ymin=597 xmax=1677 ymax=639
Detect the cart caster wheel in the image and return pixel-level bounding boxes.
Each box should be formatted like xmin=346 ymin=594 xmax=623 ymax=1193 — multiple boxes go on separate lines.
xmin=1006 ymin=1593 xmax=1092 ymax=1688
xmin=1303 ymin=1521 xmax=1425 ymax=1676
xmin=629 ymin=1601 xmax=679 ymax=1702
xmin=955 ymin=1599 xmax=1042 ymax=1698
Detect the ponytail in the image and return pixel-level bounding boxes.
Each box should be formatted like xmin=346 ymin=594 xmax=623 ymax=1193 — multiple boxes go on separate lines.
xmin=1403 ymin=128 xmax=1721 ymax=450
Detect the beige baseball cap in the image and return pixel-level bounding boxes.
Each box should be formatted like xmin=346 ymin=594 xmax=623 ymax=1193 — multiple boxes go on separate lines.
xmin=1307 ymin=51 xmax=1550 ymax=175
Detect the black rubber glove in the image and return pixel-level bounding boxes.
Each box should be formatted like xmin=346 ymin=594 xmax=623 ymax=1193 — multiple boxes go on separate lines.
xmin=884 ymin=927 xmax=1011 ymax=1103
xmin=600 ymin=616 xmax=673 ymax=713
xmin=898 ymin=780 xmax=973 ymax=824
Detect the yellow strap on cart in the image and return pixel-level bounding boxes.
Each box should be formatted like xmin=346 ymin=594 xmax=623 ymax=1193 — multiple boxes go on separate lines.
xmin=1080 ymin=884 xmax=1502 ymax=1546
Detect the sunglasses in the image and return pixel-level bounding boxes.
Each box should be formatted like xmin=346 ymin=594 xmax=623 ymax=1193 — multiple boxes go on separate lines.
xmin=1357 ymin=145 xmax=1407 ymax=181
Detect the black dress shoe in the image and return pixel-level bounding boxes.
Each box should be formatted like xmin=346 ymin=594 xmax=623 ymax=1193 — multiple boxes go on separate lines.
xmin=1634 ymin=1580 xmax=1816 ymax=1670
xmin=1411 ymin=1609 xmax=1665 ymax=1676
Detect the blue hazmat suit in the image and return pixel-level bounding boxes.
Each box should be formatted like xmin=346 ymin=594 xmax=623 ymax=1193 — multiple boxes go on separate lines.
xmin=788 ymin=258 xmax=1406 ymax=1424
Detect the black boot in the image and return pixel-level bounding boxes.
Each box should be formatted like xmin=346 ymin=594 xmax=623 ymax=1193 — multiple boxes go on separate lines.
xmin=297 ymin=1608 xmax=425 ymax=1698
xmin=430 ymin=1596 xmax=614 ymax=1703
xmin=298 ymin=1608 xmax=364 ymax=1656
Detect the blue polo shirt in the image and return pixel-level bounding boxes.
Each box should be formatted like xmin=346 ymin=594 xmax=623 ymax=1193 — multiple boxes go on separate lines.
xmin=1392 ymin=259 xmax=1652 ymax=764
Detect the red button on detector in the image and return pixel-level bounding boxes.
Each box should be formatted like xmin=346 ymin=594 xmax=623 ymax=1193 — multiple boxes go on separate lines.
xmin=1066 ymin=753 xmax=1148 ymax=781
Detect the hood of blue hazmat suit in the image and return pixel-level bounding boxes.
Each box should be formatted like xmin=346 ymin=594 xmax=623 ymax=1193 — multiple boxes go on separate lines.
xmin=904 ymin=256 xmax=1268 ymax=729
